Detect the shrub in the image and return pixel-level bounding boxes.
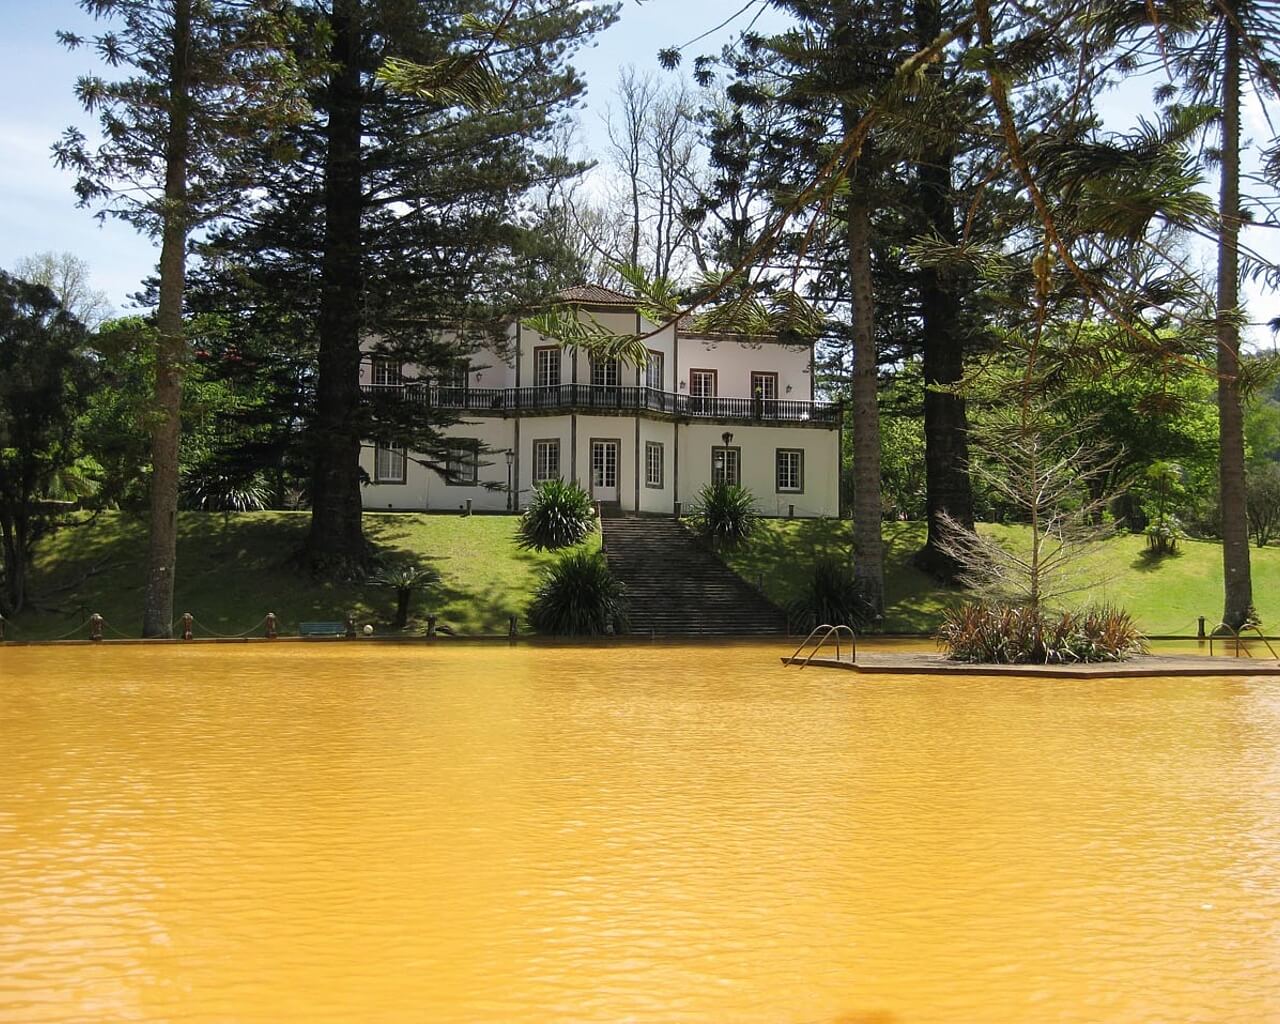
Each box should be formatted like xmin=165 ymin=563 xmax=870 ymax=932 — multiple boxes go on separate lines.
xmin=527 ymin=550 xmax=628 ymax=636
xmin=518 ymin=478 xmax=597 ymax=550
xmin=1247 ymin=462 xmax=1280 ymax=548
xmin=787 ymin=558 xmax=876 ymax=632
xmin=1139 ymin=461 xmax=1188 ymax=555
xmin=937 ymin=601 xmax=1146 ymax=664
xmin=369 ymin=561 xmax=440 ymax=629
xmin=180 ymin=471 xmax=270 ymax=512
xmin=690 ymin=482 xmax=758 ymax=549
xmin=1144 ymin=510 xmax=1186 ymax=556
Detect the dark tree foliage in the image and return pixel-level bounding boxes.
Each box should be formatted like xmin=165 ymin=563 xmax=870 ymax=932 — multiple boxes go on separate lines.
xmin=195 ymin=0 xmax=618 ymax=576
xmin=0 ymin=274 xmax=93 ymax=616
xmin=696 ymin=0 xmax=979 ymax=609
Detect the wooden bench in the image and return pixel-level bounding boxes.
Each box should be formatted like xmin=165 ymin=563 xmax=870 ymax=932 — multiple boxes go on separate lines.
xmin=299 ymin=621 xmax=347 ymax=637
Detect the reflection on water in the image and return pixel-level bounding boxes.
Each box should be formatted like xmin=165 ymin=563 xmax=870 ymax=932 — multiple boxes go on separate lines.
xmin=2 ymin=643 xmax=1279 ymax=1023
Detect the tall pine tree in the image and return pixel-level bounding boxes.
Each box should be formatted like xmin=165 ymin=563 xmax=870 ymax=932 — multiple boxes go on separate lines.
xmin=200 ymin=0 xmax=617 ymax=574
xmin=55 ymin=0 xmax=312 ymax=635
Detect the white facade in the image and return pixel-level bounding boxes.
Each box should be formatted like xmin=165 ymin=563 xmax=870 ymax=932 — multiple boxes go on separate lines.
xmin=358 ymin=289 xmax=841 ymax=517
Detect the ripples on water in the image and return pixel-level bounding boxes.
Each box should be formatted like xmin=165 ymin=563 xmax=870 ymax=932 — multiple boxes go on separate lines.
xmin=2 ymin=643 xmax=1279 ymax=1023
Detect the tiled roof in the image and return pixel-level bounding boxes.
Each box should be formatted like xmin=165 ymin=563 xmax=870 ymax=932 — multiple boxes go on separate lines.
xmin=553 ymin=284 xmax=637 ymax=306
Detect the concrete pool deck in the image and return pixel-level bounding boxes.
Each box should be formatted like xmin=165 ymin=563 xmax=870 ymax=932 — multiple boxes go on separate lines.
xmin=782 ymin=652 xmax=1280 ymax=677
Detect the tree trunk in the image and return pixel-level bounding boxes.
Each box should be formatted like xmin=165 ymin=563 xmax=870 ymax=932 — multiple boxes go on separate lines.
xmin=916 ymin=151 xmax=975 ymax=577
xmin=306 ymin=0 xmax=369 ymax=574
xmin=141 ymin=0 xmax=192 ymax=638
xmin=1217 ymin=6 xmax=1255 ymax=629
xmin=0 ymin=511 xmax=27 ymax=616
xmin=913 ymin=0 xmax=975 ymax=581
xmin=848 ymin=198 xmax=885 ymax=617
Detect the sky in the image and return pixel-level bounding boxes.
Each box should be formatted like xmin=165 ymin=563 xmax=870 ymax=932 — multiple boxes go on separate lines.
xmin=0 ymin=0 xmax=1275 ymax=347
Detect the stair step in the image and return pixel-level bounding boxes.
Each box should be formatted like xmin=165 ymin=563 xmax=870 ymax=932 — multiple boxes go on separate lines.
xmin=601 ymin=516 xmax=787 ymax=637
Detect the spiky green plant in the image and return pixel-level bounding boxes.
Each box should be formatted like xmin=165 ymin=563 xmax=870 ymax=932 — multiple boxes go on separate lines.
xmin=690 ymin=482 xmax=758 ymax=549
xmin=518 ymin=478 xmax=597 ymax=550
xmin=527 ymin=550 xmax=628 ymax=636
xmin=787 ymin=558 xmax=876 ymax=632
xmin=180 ymin=472 xmax=270 ymax=513
xmin=369 ymin=561 xmax=440 ymax=630
xmin=937 ymin=601 xmax=1146 ymax=664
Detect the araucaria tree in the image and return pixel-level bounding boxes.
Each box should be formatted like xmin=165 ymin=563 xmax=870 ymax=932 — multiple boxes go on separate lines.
xmin=695 ymin=0 xmax=933 ymax=617
xmin=204 ymin=0 xmax=617 ymax=575
xmin=55 ymin=0 xmax=310 ymax=637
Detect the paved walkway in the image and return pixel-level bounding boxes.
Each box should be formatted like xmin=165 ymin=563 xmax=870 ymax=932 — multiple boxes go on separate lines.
xmin=781 ymin=652 xmax=1280 ymax=678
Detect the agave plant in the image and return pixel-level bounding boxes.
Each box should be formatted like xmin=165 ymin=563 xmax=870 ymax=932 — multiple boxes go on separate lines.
xmin=690 ymin=482 xmax=758 ymax=549
xmin=369 ymin=561 xmax=441 ymax=630
xmin=518 ymin=478 xmax=597 ymax=550
xmin=527 ymin=550 xmax=628 ymax=636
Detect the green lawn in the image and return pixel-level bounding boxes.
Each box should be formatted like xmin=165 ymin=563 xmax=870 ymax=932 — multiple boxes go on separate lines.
xmin=9 ymin=512 xmax=1277 ymax=640
xmin=723 ymin=519 xmax=1280 ymax=635
xmin=8 ymin=511 xmax=595 ymax=640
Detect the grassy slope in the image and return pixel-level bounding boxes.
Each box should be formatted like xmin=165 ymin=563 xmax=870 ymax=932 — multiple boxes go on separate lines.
xmin=11 ymin=513 xmax=1277 ymax=640
xmin=10 ymin=512 xmax=596 ymax=640
xmin=723 ymin=519 xmax=1280 ymax=635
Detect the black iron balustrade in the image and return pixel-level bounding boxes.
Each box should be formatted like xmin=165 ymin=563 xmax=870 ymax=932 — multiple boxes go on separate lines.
xmin=360 ymin=382 xmax=840 ymax=424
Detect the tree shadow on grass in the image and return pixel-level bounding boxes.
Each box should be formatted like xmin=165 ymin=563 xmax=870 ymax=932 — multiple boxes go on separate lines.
xmin=1131 ymin=546 xmax=1183 ymax=573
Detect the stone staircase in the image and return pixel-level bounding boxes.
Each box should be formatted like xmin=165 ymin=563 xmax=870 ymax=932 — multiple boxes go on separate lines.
xmin=601 ymin=515 xmax=789 ymax=636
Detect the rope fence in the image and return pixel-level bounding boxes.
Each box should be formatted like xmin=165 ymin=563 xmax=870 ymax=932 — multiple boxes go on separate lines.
xmin=187 ymin=615 xmax=271 ymax=640
xmin=0 ymin=611 xmax=285 ymax=642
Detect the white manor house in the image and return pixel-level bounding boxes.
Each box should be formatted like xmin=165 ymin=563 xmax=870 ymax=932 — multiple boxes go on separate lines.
xmin=358 ymin=285 xmax=842 ymax=517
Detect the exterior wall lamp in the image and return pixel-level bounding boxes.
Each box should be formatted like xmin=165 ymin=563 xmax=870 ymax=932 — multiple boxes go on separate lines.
xmin=505 ymin=448 xmax=515 ymax=511
xmin=722 ymin=431 xmax=734 ymax=446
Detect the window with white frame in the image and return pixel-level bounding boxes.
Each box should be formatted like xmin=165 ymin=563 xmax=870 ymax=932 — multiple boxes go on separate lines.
xmin=751 ymin=371 xmax=778 ymax=399
xmin=711 ymin=446 xmax=740 ymax=486
xmin=645 ymin=441 xmax=664 ymax=488
xmin=645 ymin=350 xmax=664 ymax=390
xmin=445 ymin=440 xmax=479 ymax=485
xmin=374 ymin=444 xmax=407 ymax=484
xmin=689 ymin=368 xmax=716 ymax=397
xmin=776 ymin=448 xmax=804 ymax=492
xmin=591 ymin=356 xmax=620 ymax=387
xmin=371 ymin=357 xmax=402 ymax=386
xmin=439 ymin=362 xmax=468 ymax=389
xmin=533 ymin=439 xmax=561 ymax=483
xmin=534 ymin=347 xmax=560 ymax=387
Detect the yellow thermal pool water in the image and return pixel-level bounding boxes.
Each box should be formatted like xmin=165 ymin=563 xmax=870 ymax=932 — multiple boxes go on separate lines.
xmin=2 ymin=642 xmax=1279 ymax=1023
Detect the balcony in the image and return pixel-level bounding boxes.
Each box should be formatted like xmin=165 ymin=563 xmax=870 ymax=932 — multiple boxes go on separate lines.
xmin=360 ymin=382 xmax=841 ymax=426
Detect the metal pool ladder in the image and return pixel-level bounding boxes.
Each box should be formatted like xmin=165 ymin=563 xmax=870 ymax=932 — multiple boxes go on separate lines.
xmin=787 ymin=624 xmax=858 ymax=669
xmin=1208 ymin=622 xmax=1280 ymax=660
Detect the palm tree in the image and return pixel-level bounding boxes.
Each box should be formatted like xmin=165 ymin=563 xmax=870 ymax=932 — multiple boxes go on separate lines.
xmin=369 ymin=562 xmax=440 ymax=630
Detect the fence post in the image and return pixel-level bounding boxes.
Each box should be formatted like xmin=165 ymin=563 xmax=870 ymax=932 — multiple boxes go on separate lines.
xmin=788 ymin=503 xmax=795 ymax=519
xmin=345 ymin=612 xmax=357 ymax=639
xmin=181 ymin=613 xmax=193 ymax=641
xmin=464 ymin=498 xmax=473 ymax=517
xmin=1197 ymin=616 xmax=1206 ymax=639
xmin=266 ymin=612 xmax=278 ymax=640
xmin=427 ymin=615 xmax=437 ymax=637
xmin=89 ymin=613 xmax=104 ymax=642
xmin=508 ymin=615 xmax=518 ymax=643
